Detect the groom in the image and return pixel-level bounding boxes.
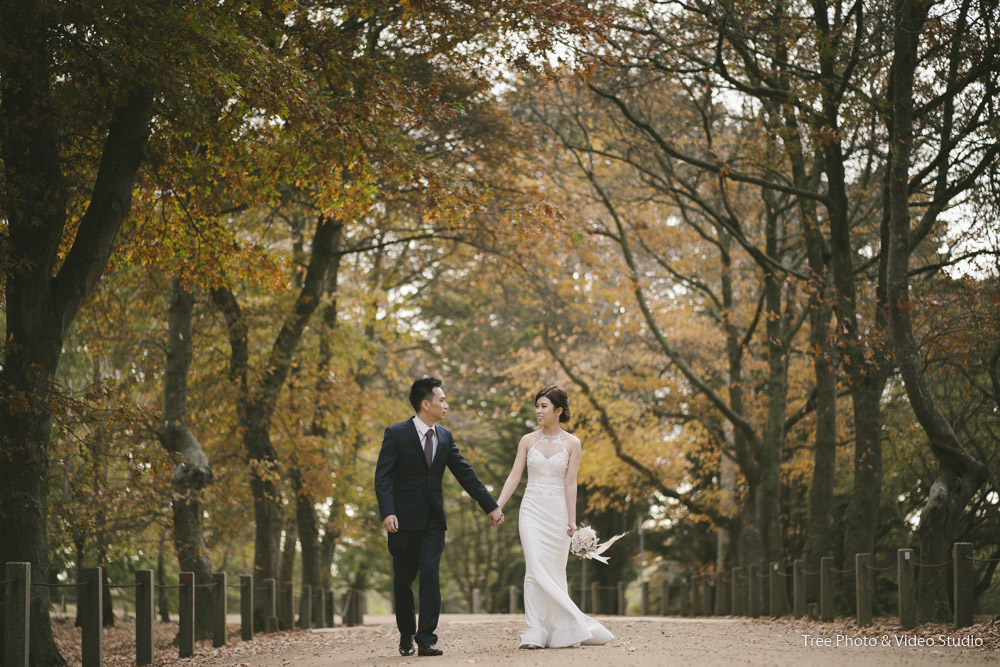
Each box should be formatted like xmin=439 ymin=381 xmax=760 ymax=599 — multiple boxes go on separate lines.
xmin=374 ymin=377 xmax=504 ymax=657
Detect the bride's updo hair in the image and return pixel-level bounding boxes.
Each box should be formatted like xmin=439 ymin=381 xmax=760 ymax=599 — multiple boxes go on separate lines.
xmin=535 ymin=385 xmax=570 ymax=423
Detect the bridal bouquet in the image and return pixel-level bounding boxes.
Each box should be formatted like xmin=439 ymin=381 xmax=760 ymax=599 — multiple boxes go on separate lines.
xmin=570 ymin=526 xmax=627 ymax=564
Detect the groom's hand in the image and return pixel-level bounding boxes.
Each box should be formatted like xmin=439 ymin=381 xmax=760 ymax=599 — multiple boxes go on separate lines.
xmin=383 ymin=515 xmax=399 ymax=533
xmin=488 ymin=508 xmax=504 ymax=527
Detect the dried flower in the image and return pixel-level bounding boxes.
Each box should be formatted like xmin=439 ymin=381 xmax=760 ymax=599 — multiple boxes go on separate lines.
xmin=570 ymin=525 xmax=627 ymax=563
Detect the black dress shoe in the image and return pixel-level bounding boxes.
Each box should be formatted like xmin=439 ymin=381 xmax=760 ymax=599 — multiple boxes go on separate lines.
xmin=417 ymin=642 xmax=443 ymax=656
xmin=399 ymin=635 xmax=414 ymax=656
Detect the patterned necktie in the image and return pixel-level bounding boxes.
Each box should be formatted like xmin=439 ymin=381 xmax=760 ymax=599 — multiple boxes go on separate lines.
xmin=424 ymin=428 xmax=434 ymax=466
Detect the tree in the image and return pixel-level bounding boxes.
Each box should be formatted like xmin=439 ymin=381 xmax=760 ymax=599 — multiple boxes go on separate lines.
xmin=0 ymin=2 xmax=305 ymax=661
xmin=1 ymin=11 xmax=151 ymax=666
xmin=155 ymin=279 xmax=215 ymax=638
xmin=883 ymin=0 xmax=998 ymax=621
xmin=518 ymin=64 xmax=816 ymax=585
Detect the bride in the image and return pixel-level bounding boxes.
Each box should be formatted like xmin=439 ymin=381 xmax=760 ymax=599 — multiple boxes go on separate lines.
xmin=495 ymin=385 xmax=614 ymax=649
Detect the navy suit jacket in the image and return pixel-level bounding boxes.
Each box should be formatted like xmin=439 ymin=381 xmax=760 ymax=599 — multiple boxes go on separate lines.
xmin=374 ymin=418 xmax=498 ymax=531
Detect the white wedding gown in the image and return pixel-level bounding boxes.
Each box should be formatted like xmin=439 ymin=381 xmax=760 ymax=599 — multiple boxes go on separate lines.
xmin=518 ymin=431 xmax=614 ymax=648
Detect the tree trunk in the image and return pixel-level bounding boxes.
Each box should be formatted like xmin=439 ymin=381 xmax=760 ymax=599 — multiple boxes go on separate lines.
xmin=319 ymin=500 xmax=343 ymax=589
xmin=781 ymin=122 xmax=837 ymax=572
xmin=717 ymin=231 xmax=760 ymax=568
xmin=828 ymin=129 xmax=889 ymax=596
xmin=158 ymin=530 xmax=171 ymax=621
xmin=74 ymin=535 xmax=86 ymax=628
xmin=211 ymin=215 xmax=344 ymax=629
xmin=91 ymin=415 xmax=116 ymax=628
xmin=280 ymin=515 xmax=298 ymax=585
xmin=155 ymin=279 xmax=215 ymax=639
xmin=0 ymin=6 xmax=153 ymax=658
xmin=759 ymin=194 xmax=792 ymax=571
xmin=884 ymin=0 xmax=988 ymax=622
xmin=97 ymin=540 xmax=115 ymax=627
xmin=292 ymin=463 xmax=322 ymax=592
xmin=915 ymin=476 xmax=954 ymax=621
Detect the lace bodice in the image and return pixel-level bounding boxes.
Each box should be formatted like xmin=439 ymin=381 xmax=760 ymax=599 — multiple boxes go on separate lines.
xmin=524 ymin=431 xmax=569 ymax=498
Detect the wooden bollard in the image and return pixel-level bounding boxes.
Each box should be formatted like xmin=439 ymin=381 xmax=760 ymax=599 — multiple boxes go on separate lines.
xmin=820 ymin=557 xmax=834 ymax=621
xmin=326 ymin=589 xmax=335 ymax=627
xmin=179 ymin=572 xmax=195 ymax=657
xmin=135 ymin=569 xmax=154 ymax=665
xmin=701 ymin=575 xmax=712 ymax=615
xmin=263 ymin=578 xmax=277 ymax=631
xmin=313 ymin=585 xmax=325 ymax=627
xmin=4 ymin=562 xmax=30 ymax=667
xmin=954 ymin=542 xmax=974 ymax=629
xmin=618 ymin=581 xmax=626 ymax=615
xmin=769 ymin=562 xmax=783 ymax=617
xmin=339 ymin=589 xmax=351 ymax=626
xmin=898 ymin=549 xmax=915 ymax=629
xmin=768 ymin=563 xmax=777 ymax=617
xmin=342 ymin=589 xmax=354 ymax=627
xmin=717 ymin=572 xmax=730 ymax=615
xmin=731 ymin=567 xmax=744 ymax=616
xmin=591 ymin=581 xmax=600 ymax=615
xmin=353 ymin=590 xmax=364 ymax=625
xmin=240 ymin=574 xmax=253 ymax=641
xmin=509 ymin=585 xmax=518 ymax=614
xmin=793 ymin=560 xmax=805 ymax=619
xmin=748 ymin=564 xmax=762 ymax=618
xmin=660 ymin=580 xmax=670 ymax=615
xmin=473 ymin=587 xmax=481 ymax=614
xmin=641 ymin=581 xmax=650 ymax=615
xmin=300 ymin=584 xmax=312 ymax=628
xmin=81 ymin=567 xmax=103 ymax=667
xmin=279 ymin=581 xmax=294 ymax=630
xmin=213 ymin=572 xmax=227 ymax=648
xmin=855 ymin=554 xmax=872 ymax=627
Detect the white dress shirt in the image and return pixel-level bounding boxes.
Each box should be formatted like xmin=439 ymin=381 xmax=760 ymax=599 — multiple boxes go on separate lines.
xmin=413 ymin=416 xmax=437 ymax=461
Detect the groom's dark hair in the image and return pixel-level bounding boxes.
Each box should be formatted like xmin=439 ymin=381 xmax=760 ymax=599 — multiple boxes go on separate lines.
xmin=409 ymin=376 xmax=443 ymax=413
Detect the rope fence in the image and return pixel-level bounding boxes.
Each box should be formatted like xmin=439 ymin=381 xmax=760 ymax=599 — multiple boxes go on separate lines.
xmin=1 ymin=565 xmax=349 ymax=667
xmin=31 ymin=581 xmax=90 ymax=588
xmin=654 ymin=543 xmax=995 ymax=631
xmin=3 ymin=542 xmax=997 ymax=667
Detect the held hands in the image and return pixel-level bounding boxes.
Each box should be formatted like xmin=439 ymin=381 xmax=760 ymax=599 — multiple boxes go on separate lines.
xmin=567 ymin=524 xmax=575 ymax=537
xmin=488 ymin=508 xmax=504 ymax=527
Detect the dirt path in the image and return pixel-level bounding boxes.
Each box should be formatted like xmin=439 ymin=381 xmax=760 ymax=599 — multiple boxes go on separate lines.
xmin=183 ymin=614 xmax=999 ymax=667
